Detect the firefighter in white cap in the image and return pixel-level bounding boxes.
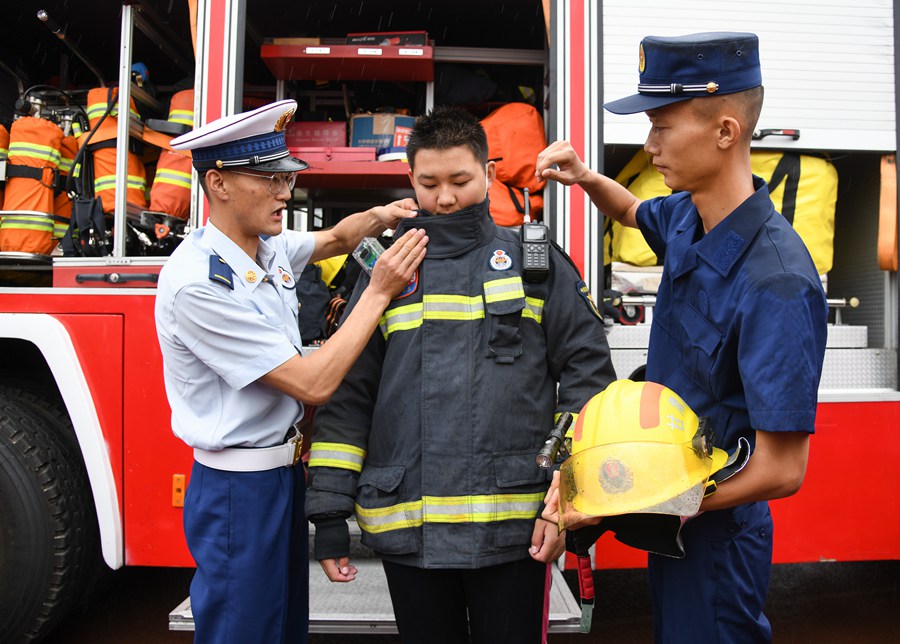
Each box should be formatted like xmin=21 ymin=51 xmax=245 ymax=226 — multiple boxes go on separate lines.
xmin=154 ymin=99 xmax=428 ymax=644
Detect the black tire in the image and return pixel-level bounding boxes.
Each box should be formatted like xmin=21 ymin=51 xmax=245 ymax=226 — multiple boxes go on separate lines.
xmin=0 ymin=387 xmax=99 ymax=643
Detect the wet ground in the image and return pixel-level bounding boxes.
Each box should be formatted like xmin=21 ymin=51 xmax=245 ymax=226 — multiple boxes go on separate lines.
xmin=50 ymin=560 xmax=900 ymax=643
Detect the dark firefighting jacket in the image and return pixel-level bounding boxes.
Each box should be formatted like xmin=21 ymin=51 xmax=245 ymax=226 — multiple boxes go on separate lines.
xmin=306 ymin=199 xmax=616 ymax=568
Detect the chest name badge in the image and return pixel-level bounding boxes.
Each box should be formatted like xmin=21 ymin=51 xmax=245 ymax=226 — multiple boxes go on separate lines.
xmin=277 ymin=266 xmax=295 ymax=288
xmin=489 ymin=249 xmax=512 ymax=271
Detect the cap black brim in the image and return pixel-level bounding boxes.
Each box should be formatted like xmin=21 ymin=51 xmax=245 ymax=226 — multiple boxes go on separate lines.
xmin=250 ymin=155 xmax=310 ymax=173
xmin=603 ymin=93 xmax=693 ymax=115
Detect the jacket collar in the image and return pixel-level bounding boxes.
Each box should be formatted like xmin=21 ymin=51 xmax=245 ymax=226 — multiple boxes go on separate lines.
xmin=671 ymin=176 xmax=775 ymax=279
xmin=200 ymin=222 xmax=270 ymax=290
xmin=395 ymin=198 xmax=496 ymax=258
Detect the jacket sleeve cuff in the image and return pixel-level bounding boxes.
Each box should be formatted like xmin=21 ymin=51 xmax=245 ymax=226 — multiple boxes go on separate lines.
xmin=312 ymin=516 xmax=351 ymax=561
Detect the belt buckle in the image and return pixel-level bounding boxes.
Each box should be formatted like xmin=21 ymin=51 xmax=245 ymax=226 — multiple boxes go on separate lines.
xmin=288 ymin=430 xmax=303 ymax=466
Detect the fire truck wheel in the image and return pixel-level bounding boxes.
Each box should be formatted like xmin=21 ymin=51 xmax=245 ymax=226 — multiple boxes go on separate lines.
xmin=0 ymin=388 xmax=98 ymax=644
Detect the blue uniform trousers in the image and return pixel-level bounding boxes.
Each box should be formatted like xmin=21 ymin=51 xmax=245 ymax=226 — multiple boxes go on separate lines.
xmin=184 ymin=461 xmax=308 ymax=644
xmin=648 ymin=501 xmax=774 ymax=643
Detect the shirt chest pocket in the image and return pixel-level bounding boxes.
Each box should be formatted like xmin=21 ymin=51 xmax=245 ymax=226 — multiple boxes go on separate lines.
xmin=680 ymin=304 xmax=723 ymax=393
xmin=482 ymin=273 xmax=526 ymax=364
xmin=248 ymin=281 xmax=299 ymax=333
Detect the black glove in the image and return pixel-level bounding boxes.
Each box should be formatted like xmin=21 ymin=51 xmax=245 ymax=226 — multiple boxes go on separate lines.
xmin=312 ymin=516 xmax=351 ymax=561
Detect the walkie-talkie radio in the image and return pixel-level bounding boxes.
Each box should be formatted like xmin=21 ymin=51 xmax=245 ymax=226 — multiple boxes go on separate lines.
xmin=520 ymin=187 xmax=550 ymax=282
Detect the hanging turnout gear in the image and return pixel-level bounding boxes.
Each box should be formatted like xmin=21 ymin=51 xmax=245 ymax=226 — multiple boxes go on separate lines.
xmin=0 ymin=124 xmax=8 ymax=210
xmin=62 ymin=87 xmax=118 ymax=257
xmin=145 ymin=88 xmax=195 ymax=221
xmin=0 ymin=116 xmax=64 ymax=254
xmin=81 ymin=86 xmax=148 ymax=215
xmin=557 ymin=379 xmax=750 ymax=632
xmin=53 ymin=135 xmax=78 ymax=241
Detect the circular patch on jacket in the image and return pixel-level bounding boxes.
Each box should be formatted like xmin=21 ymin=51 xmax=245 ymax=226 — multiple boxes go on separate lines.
xmin=489 ymin=249 xmax=512 ymax=271
xmin=599 ymin=458 xmax=634 ymax=494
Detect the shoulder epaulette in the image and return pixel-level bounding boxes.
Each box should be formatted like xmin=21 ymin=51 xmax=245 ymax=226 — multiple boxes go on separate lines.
xmin=208 ymin=255 xmax=234 ymax=290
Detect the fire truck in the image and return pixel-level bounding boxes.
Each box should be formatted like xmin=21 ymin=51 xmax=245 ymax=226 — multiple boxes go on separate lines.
xmin=0 ymin=0 xmax=897 ymax=641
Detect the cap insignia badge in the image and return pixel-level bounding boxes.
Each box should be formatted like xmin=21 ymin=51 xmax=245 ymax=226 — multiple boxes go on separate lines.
xmin=274 ymin=108 xmax=295 ymax=133
xmin=639 ymin=43 xmax=645 ymax=73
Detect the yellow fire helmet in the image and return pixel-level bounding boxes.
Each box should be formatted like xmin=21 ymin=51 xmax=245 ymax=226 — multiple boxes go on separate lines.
xmin=559 ymin=379 xmax=750 ymax=535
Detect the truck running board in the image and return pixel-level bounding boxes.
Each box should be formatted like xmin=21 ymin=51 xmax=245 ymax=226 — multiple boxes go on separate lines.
xmin=169 ymin=560 xmax=583 ymax=634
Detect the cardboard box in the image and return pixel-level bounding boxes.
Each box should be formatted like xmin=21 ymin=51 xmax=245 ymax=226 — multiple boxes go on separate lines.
xmin=346 ymin=31 xmax=428 ymax=46
xmin=288 ymin=147 xmax=376 ymax=163
xmin=350 ymin=114 xmax=416 ymax=149
xmin=286 ymin=121 xmax=347 ymax=148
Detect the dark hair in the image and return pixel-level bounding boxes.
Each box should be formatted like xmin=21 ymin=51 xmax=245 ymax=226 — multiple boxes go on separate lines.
xmin=405 ymin=105 xmax=489 ymax=169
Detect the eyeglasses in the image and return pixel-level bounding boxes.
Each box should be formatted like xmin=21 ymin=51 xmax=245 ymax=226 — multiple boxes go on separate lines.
xmin=225 ymin=169 xmax=297 ymax=195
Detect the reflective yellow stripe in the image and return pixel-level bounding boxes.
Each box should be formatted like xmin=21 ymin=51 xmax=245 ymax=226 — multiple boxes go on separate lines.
xmin=8 ymin=141 xmax=61 ymax=165
xmin=379 ymin=295 xmax=486 ymax=338
xmin=483 ymin=276 xmax=525 ymax=303
xmin=379 ymin=292 xmax=546 ymax=339
xmin=423 ymin=294 xmax=484 ymax=320
xmin=308 ymin=441 xmax=366 ymax=472
xmin=0 ymin=213 xmax=54 ymax=232
xmin=356 ymin=500 xmax=424 ymax=533
xmin=58 ymin=157 xmax=75 ymax=174
xmin=355 ymin=492 xmax=544 ymax=534
xmin=53 ymin=222 xmax=69 ymax=239
xmin=95 ymin=174 xmax=146 ymax=192
xmin=522 ymin=296 xmax=544 ymax=324
xmin=87 ymin=101 xmax=140 ymax=122
xmin=169 ymin=109 xmax=194 ymax=125
xmin=153 ymin=168 xmax=193 ymax=189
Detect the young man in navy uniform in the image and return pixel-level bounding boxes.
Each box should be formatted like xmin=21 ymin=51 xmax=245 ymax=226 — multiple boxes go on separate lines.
xmin=305 ymin=106 xmax=617 ymax=643
xmin=537 ymin=33 xmax=828 ymax=641
xmin=155 ymin=99 xmax=427 ymax=643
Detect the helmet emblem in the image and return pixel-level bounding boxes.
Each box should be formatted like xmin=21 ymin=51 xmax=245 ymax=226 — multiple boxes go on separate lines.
xmin=599 ymin=458 xmax=634 ymax=494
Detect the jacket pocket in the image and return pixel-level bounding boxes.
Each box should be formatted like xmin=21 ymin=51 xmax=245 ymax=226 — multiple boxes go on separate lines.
xmin=483 ymin=273 xmax=526 ymax=364
xmin=491 ymin=450 xmax=547 ymax=549
xmin=356 ymin=465 xmax=418 ymax=555
xmin=493 ymin=450 xmax=549 ymax=488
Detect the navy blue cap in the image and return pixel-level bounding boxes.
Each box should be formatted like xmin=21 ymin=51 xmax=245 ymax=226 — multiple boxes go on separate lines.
xmin=170 ymin=99 xmax=308 ymax=172
xmin=604 ymin=32 xmax=762 ymax=115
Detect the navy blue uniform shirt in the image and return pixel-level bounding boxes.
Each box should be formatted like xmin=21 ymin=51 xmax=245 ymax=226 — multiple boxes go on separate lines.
xmin=636 ymin=176 xmax=827 ymax=455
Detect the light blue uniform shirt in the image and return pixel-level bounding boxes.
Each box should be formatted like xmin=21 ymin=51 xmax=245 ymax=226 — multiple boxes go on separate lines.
xmin=155 ymin=221 xmax=316 ymax=450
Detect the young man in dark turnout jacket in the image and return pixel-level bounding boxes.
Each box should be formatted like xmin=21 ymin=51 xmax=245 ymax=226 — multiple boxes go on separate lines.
xmin=306 ymin=106 xmax=616 ymax=643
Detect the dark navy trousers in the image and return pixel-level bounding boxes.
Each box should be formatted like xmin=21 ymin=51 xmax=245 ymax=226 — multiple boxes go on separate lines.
xmin=184 ymin=461 xmax=309 ymax=644
xmin=649 ymin=501 xmax=774 ymax=643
